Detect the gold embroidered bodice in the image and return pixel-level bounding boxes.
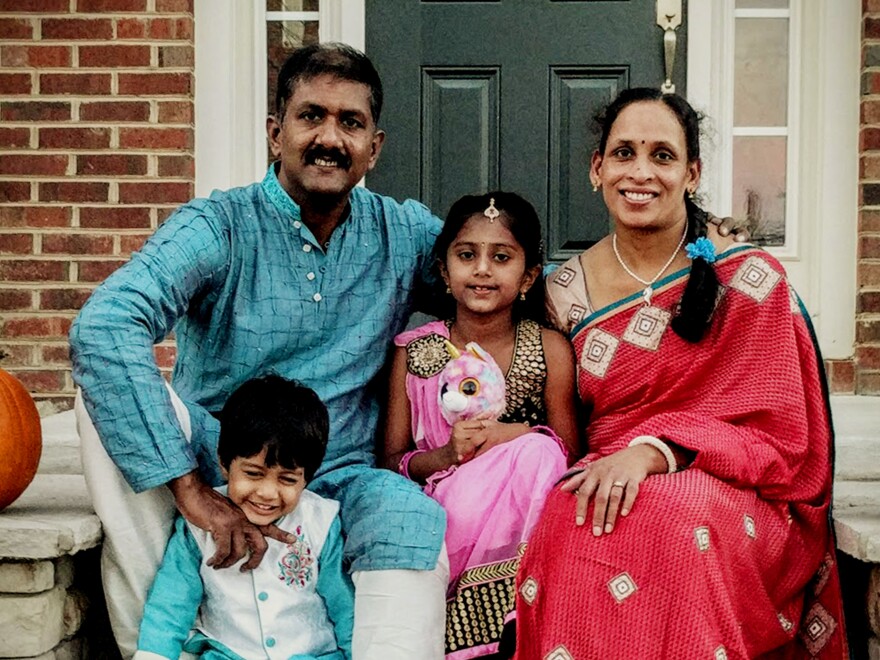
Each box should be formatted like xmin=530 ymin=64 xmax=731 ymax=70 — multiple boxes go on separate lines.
xmin=404 ymin=319 xmax=548 ymax=426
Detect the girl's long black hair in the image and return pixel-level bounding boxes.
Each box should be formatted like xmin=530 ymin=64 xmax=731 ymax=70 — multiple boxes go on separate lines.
xmin=596 ymin=87 xmax=719 ymax=342
xmin=431 ymin=191 xmax=546 ymax=324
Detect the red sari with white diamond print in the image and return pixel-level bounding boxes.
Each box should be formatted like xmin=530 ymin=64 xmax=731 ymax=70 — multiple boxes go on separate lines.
xmin=515 ymin=245 xmax=847 ymax=660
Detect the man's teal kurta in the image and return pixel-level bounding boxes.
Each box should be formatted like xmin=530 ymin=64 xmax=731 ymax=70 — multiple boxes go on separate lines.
xmin=70 ymin=168 xmax=445 ymax=571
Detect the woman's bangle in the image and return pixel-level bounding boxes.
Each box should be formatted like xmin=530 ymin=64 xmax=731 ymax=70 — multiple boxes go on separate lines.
xmin=628 ymin=435 xmax=677 ymax=473
xmin=397 ymin=449 xmax=427 ymax=480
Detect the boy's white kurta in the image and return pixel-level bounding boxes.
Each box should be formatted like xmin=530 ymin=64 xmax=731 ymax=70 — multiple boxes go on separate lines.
xmin=135 ymin=489 xmax=353 ymax=660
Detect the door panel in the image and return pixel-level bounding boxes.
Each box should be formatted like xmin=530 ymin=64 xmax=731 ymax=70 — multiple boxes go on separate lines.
xmin=366 ymin=0 xmax=687 ymax=261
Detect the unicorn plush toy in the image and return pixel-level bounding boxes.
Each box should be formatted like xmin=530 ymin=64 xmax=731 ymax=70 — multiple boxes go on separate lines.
xmin=437 ymin=340 xmax=506 ymax=426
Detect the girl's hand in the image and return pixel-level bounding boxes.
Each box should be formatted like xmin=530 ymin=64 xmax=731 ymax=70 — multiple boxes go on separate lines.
xmin=472 ymin=420 xmax=530 ymax=458
xmin=560 ymin=444 xmax=667 ymax=536
xmin=445 ymin=418 xmax=490 ymax=465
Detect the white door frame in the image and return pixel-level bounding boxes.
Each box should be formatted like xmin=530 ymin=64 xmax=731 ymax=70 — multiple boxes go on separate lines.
xmin=194 ymin=0 xmax=858 ymax=357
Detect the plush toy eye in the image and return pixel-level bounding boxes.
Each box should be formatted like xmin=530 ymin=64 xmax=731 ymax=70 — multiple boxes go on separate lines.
xmin=459 ymin=378 xmax=480 ymax=396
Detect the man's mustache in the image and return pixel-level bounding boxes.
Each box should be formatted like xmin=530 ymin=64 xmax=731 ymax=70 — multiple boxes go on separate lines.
xmin=305 ymin=147 xmax=350 ymax=169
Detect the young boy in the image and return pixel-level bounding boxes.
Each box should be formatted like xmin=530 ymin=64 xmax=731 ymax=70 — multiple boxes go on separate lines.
xmin=133 ymin=375 xmax=353 ymax=660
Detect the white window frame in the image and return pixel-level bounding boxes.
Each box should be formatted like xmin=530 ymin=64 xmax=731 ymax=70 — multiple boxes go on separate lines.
xmin=195 ymin=0 xmax=858 ymax=357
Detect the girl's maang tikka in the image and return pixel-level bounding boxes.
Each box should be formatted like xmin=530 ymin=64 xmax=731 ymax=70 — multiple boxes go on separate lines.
xmin=483 ymin=198 xmax=500 ymax=222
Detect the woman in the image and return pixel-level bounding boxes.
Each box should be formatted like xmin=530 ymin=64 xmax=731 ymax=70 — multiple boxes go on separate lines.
xmin=514 ymin=88 xmax=847 ymax=659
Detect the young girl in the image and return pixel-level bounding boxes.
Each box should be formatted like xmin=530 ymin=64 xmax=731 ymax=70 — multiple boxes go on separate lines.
xmin=383 ymin=191 xmax=580 ymax=659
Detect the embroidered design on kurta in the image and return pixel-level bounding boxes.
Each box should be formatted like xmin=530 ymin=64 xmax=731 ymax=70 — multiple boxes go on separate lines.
xmin=579 ymin=329 xmax=619 ymax=378
xmin=729 ymin=256 xmax=782 ymax=303
xmin=278 ymin=525 xmax=314 ymax=589
xmin=799 ymin=603 xmax=837 ymax=655
xmin=622 ymin=305 xmax=672 ymax=351
xmin=694 ymin=526 xmax=710 ymax=552
xmin=545 ymin=646 xmax=574 ymax=660
xmin=520 ymin=576 xmax=539 ymax=605
xmin=607 ymin=573 xmax=637 ymax=603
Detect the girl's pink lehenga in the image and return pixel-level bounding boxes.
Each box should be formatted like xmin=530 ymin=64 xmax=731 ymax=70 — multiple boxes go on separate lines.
xmin=394 ymin=319 xmax=567 ymax=659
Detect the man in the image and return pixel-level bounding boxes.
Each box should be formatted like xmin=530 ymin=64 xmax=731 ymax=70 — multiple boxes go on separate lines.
xmin=71 ymin=43 xmax=447 ymax=659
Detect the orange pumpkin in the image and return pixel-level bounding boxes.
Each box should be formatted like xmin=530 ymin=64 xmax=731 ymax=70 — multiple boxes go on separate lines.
xmin=0 ymin=368 xmax=42 ymax=510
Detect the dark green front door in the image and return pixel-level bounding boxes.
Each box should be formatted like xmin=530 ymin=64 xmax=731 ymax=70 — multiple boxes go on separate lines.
xmin=365 ymin=0 xmax=686 ymax=261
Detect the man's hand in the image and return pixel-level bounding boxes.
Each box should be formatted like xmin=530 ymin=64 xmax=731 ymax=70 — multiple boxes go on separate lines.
xmin=168 ymin=472 xmax=294 ymax=571
xmin=708 ymin=214 xmax=750 ymax=242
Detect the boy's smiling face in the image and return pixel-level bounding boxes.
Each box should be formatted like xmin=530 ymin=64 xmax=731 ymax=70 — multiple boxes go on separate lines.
xmin=222 ymin=447 xmax=306 ymax=526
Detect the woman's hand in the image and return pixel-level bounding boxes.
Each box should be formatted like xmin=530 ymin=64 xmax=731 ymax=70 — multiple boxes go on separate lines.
xmin=561 ymin=444 xmax=667 ymax=536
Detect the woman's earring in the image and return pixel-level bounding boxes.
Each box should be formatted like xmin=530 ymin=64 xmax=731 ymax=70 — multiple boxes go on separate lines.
xmin=445 ymin=285 xmax=452 ymax=295
xmin=519 ymin=291 xmax=527 ymax=301
xmin=592 ymin=182 xmax=599 ymax=193
xmin=687 ymin=188 xmax=696 ymax=200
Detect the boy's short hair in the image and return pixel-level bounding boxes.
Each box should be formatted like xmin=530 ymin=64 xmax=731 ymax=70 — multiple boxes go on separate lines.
xmin=218 ymin=375 xmax=329 ymax=481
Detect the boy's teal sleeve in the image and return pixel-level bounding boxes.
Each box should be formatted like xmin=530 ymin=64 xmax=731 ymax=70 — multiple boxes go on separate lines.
xmin=135 ymin=516 xmax=204 ymax=660
xmin=316 ymin=516 xmax=355 ymax=660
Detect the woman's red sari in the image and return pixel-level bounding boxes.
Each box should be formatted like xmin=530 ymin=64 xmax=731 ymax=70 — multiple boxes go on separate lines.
xmin=515 ymin=246 xmax=847 ymax=659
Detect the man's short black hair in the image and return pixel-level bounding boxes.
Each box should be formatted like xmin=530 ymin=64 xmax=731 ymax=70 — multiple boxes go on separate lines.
xmin=217 ymin=375 xmax=329 ymax=482
xmin=275 ymin=42 xmax=383 ymax=124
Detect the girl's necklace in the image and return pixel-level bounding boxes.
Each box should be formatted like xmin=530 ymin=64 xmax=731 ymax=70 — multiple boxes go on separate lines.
xmin=612 ymin=223 xmax=688 ymax=306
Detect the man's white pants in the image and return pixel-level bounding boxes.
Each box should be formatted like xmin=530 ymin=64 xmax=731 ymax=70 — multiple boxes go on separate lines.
xmin=75 ymin=388 xmax=448 ymax=660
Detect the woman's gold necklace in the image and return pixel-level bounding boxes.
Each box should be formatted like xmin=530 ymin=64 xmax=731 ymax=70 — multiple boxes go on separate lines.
xmin=612 ymin=223 xmax=688 ymax=306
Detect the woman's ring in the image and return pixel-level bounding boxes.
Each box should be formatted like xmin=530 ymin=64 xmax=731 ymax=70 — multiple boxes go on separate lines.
xmin=611 ymin=481 xmax=625 ymax=489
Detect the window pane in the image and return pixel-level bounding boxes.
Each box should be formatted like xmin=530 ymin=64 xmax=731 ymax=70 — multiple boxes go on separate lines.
xmin=266 ymin=20 xmax=320 ymax=115
xmin=267 ymin=0 xmax=319 ymax=10
xmin=732 ymin=136 xmax=787 ymax=246
xmin=735 ymin=0 xmax=788 ymax=8
xmin=734 ymin=18 xmax=788 ymax=127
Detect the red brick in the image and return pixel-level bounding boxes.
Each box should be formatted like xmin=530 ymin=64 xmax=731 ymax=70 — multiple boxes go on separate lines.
xmin=157 ymin=155 xmax=193 ymax=178
xmin=0 ymin=234 xmax=34 ymax=255
xmin=117 ymin=72 xmax=192 ymax=96
xmin=76 ymin=0 xmax=147 ymax=11
xmin=1 ymin=317 xmax=70 ymax=339
xmin=860 ymin=262 xmax=880 ymax=287
xmin=860 ymin=290 xmax=880 ymax=313
xmin=0 ymin=260 xmax=67 ymax=282
xmin=155 ymin=0 xmax=192 ymax=12
xmin=119 ymin=127 xmax=192 ymax=150
xmin=0 ymin=127 xmax=31 ymax=148
xmin=0 ymin=73 xmax=32 ymax=95
xmin=77 ymin=260 xmax=126 ymax=282
xmin=0 ymin=206 xmax=71 ymax=228
xmin=157 ymin=101 xmax=192 ymax=124
xmin=1 ymin=102 xmax=71 ymax=122
xmin=174 ymin=17 xmax=193 ymax=40
xmin=42 ymin=18 xmax=113 ymax=40
xmin=862 ymin=155 xmax=880 ymax=179
xmin=40 ymin=73 xmax=111 ymax=95
xmin=857 ymin=319 xmax=880 ymax=343
xmin=0 ymin=155 xmax=68 ymax=177
xmin=0 ymin=19 xmax=34 ymax=40
xmin=867 ymin=17 xmax=880 ymax=39
xmin=866 ymin=0 xmax=880 ymax=12
xmin=79 ymin=45 xmax=151 ymax=68
xmin=0 ymin=46 xmax=71 ymax=68
xmin=80 ymin=101 xmax=149 ymax=122
xmin=860 ymin=235 xmax=880 ymax=258
xmin=43 ymin=234 xmax=114 ymax=255
xmin=861 ymin=127 xmax=880 ymax=151
xmin=0 ymin=344 xmax=33 ymax=365
xmin=9 ymin=369 xmax=66 ymax=393
xmin=157 ymin=207 xmax=177 ymax=223
xmin=856 ymin=345 xmax=880 ymax=369
xmin=118 ymin=182 xmax=192 ymax=204
xmin=863 ymin=99 xmax=880 ymax=125
xmin=80 ymin=206 xmax=151 ymax=229
xmin=0 ymin=0 xmax=68 ymax=10
xmin=119 ymin=233 xmax=151 ymax=254
xmin=41 ymin=344 xmax=73 ymax=364
xmin=39 ymin=181 xmax=108 ymax=203
xmin=856 ymin=370 xmax=880 ymax=394
xmin=158 ymin=45 xmax=193 ymax=68
xmin=826 ymin=359 xmax=856 ymax=393
xmin=862 ymin=210 xmax=880 ymax=232
xmin=0 ymin=182 xmax=30 ymax=203
xmin=40 ymin=127 xmax=111 ymax=149
xmin=40 ymin=288 xmax=93 ymax=310
xmin=115 ymin=18 xmax=146 ymax=38
xmin=153 ymin=344 xmax=177 ymax=368
xmin=77 ymin=154 xmax=147 ymax=176
xmin=0 ymin=290 xmax=33 ymax=311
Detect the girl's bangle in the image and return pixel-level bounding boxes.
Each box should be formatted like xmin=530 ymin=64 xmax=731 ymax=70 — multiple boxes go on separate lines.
xmin=628 ymin=435 xmax=677 ymax=473
xmin=397 ymin=449 xmax=427 ymax=480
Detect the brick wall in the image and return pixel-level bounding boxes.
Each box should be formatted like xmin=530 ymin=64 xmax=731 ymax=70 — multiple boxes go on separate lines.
xmin=0 ymin=0 xmax=192 ymax=409
xmin=861 ymin=1 xmax=880 ymax=395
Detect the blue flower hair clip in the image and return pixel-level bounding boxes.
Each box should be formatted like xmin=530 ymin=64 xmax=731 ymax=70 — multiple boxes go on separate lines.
xmin=685 ymin=236 xmax=717 ymax=264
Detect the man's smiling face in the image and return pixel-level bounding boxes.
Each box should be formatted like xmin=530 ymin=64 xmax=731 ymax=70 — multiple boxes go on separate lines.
xmin=267 ymin=73 xmax=385 ymax=204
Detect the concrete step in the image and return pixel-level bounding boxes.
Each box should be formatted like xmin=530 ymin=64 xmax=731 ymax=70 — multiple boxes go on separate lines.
xmin=37 ymin=409 xmax=81 ymax=476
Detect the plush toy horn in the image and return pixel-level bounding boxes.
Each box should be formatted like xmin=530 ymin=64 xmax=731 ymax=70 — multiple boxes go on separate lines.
xmin=444 ymin=339 xmax=461 ymax=359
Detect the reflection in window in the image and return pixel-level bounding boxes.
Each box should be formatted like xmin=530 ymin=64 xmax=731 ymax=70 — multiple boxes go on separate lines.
xmin=731 ymin=3 xmax=791 ymax=247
